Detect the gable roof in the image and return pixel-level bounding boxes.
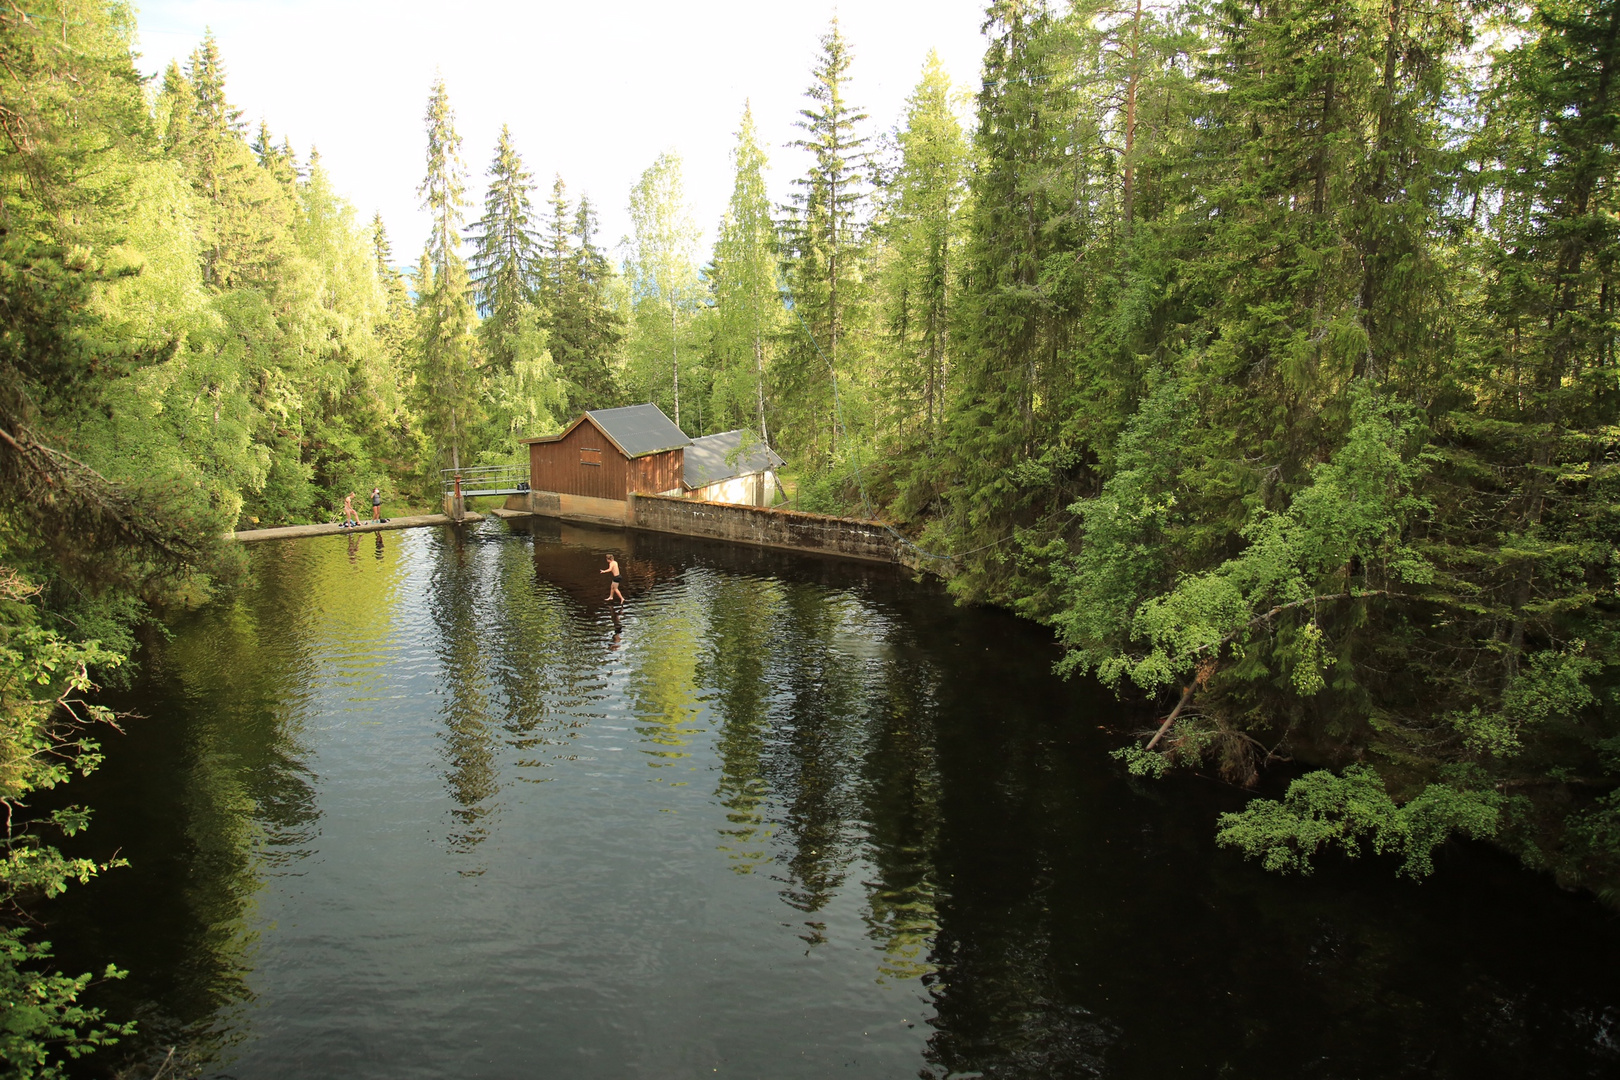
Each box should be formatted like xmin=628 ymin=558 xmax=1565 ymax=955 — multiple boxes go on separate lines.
xmin=519 ymin=404 xmax=690 ymax=459
xmin=682 ymin=430 xmax=786 ymax=489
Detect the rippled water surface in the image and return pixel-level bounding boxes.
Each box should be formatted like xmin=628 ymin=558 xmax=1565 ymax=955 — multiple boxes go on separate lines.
xmin=48 ymin=518 xmax=1620 ymax=1078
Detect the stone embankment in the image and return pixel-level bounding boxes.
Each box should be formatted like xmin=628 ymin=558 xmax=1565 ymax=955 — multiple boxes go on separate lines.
xmin=229 ymin=512 xmax=485 ymax=542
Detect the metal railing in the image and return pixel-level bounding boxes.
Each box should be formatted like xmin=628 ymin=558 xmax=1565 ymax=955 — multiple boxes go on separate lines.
xmin=439 ymin=463 xmax=531 ymax=497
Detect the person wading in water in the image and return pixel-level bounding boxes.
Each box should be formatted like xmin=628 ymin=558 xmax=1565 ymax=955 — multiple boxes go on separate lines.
xmin=601 ymin=553 xmax=624 ymax=605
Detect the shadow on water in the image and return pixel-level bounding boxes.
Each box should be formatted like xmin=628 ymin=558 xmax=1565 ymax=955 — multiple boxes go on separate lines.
xmin=36 ymin=516 xmax=1620 ymax=1079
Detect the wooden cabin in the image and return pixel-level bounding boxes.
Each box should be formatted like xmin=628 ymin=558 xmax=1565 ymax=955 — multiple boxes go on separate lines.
xmin=518 ymin=405 xmax=687 ymax=524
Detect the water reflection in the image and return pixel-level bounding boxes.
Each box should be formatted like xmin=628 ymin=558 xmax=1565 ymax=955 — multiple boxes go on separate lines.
xmin=427 ymin=527 xmax=501 ymax=858
xmin=42 ymin=518 xmax=1620 ymax=1079
xmin=696 ymin=576 xmax=779 ymax=876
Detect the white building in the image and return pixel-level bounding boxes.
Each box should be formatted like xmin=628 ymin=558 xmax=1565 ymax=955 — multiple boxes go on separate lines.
xmin=680 ymin=430 xmax=785 ymax=508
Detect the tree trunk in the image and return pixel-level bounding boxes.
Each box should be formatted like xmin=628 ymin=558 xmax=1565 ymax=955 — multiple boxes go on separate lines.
xmin=671 ymin=302 xmax=680 ymax=429
xmin=1122 ymin=0 xmax=1143 ymax=234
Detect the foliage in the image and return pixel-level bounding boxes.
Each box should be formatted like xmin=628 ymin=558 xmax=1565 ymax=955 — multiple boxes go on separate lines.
xmin=624 ymin=151 xmax=702 ymax=429
xmin=703 ymin=105 xmax=782 ymax=442
xmin=777 ymin=18 xmax=874 ymax=474
xmin=3 ymin=16 xmax=1620 ymax=1070
xmin=1215 ymin=766 xmax=1505 ymax=878
xmin=0 ymin=577 xmax=135 ymax=1074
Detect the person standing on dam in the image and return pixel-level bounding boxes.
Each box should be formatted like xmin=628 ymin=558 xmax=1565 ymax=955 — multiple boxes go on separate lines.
xmin=601 ymin=554 xmax=624 ymax=605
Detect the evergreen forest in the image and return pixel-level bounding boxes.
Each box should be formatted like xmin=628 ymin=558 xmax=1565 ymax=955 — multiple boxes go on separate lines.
xmin=2 ymin=0 xmax=1619 ymax=1071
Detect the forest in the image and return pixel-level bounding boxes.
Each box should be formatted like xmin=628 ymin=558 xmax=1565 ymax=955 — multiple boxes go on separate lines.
xmin=1 ymin=0 xmax=1618 ymax=1072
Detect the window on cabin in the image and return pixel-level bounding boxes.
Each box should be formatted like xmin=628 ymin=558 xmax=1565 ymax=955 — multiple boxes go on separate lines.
xmin=580 ymin=448 xmax=602 ymax=466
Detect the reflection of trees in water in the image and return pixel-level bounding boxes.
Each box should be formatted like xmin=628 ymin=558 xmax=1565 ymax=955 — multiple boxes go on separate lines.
xmin=854 ymin=652 xmax=944 ymax=984
xmin=425 ymin=530 xmax=502 ymax=858
xmin=481 ymin=538 xmax=611 ymax=777
xmin=689 ymin=569 xmax=950 ymax=972
xmin=83 ymin=542 xmax=329 ymax=1073
xmin=760 ymin=586 xmax=872 ymax=944
xmin=695 ymin=576 xmax=782 ymax=875
xmin=624 ymin=573 xmax=706 ymax=777
xmin=912 ymin=654 xmax=1121 ymax=1079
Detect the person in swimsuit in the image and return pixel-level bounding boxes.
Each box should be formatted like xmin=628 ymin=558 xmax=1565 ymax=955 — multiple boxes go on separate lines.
xmin=371 ymin=486 xmax=384 ymax=523
xmin=342 ymin=491 xmax=359 ymax=528
xmin=601 ymin=554 xmax=624 ymax=604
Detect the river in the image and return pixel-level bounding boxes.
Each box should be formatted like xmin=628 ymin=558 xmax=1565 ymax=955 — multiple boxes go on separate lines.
xmin=45 ymin=517 xmax=1620 ymax=1078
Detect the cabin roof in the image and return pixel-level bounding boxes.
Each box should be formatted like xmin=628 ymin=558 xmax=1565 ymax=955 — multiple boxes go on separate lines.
xmin=520 ymin=404 xmax=690 ymax=459
xmin=682 ymin=430 xmax=786 ymax=489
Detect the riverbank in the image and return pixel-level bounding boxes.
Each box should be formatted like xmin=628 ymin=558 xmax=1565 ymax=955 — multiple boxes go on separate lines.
xmin=49 ymin=522 xmax=1620 ymax=1079
xmin=229 ymin=512 xmax=485 ymax=542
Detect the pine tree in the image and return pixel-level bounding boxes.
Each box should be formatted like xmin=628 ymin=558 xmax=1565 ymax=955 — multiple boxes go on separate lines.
xmin=707 ymin=103 xmax=782 ymax=443
xmin=467 ymin=124 xmax=541 ymax=374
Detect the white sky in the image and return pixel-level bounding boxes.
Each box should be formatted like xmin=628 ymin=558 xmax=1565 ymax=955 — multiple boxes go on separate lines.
xmin=132 ymin=0 xmax=989 ymax=264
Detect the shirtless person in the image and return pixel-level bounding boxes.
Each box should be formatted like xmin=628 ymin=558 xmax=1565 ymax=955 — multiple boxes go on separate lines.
xmin=601 ymin=553 xmax=624 ymax=604
xmin=342 ymin=491 xmax=360 ymax=528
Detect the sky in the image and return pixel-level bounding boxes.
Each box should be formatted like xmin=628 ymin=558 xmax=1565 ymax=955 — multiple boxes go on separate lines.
xmin=132 ymin=0 xmax=991 ymax=264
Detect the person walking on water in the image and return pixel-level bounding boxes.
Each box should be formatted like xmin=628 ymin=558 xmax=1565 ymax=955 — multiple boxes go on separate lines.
xmin=342 ymin=491 xmax=360 ymax=528
xmin=371 ymin=486 xmax=386 ymax=524
xmin=601 ymin=553 xmax=624 ymax=604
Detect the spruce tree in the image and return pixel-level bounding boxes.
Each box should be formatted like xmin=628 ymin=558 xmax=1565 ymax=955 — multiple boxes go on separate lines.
xmin=536 ymin=174 xmax=572 ymax=318
xmin=708 ymin=104 xmax=782 ymax=443
xmin=467 ymin=124 xmax=541 ymax=374
xmin=529 ymin=178 xmax=623 ymax=412
xmin=876 ymin=53 xmax=968 ymax=447
xmin=563 ymin=195 xmax=625 ymax=408
xmin=412 ymin=77 xmax=480 ymax=476
xmin=942 ymin=0 xmax=1077 ymax=590
xmin=780 ymin=18 xmax=871 ymax=469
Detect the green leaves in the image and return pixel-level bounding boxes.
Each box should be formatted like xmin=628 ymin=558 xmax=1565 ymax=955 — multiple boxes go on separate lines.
xmin=1447 ymin=643 xmax=1601 ymax=757
xmin=1076 ymin=386 xmax=1433 ymax=696
xmin=1215 ymin=765 xmax=1505 ymax=878
xmin=0 ymin=927 xmax=133 ymax=1079
xmin=0 ymin=570 xmax=132 ymax=1074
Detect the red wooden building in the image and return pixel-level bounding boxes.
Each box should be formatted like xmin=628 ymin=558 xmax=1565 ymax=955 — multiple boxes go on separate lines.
xmin=518 ymin=405 xmax=688 ymax=523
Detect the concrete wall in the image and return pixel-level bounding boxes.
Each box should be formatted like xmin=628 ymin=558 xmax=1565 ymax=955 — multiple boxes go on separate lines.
xmin=516 ymin=488 xmax=943 ymax=574
xmin=525 ymin=489 xmax=631 ymax=526
xmin=632 ymin=494 xmax=900 ymax=565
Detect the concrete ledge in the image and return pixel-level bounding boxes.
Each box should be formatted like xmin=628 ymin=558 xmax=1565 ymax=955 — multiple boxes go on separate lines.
xmin=487 ymin=507 xmax=532 ymax=519
xmin=506 ymin=487 xmax=944 ymax=574
xmin=522 ymin=490 xmax=631 ymax=526
xmin=632 ymin=494 xmax=902 ymax=565
xmin=229 ymin=512 xmax=485 ymax=542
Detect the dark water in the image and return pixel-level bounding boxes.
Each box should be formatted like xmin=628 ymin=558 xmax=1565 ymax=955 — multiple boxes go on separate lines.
xmin=44 ymin=518 xmax=1620 ymax=1078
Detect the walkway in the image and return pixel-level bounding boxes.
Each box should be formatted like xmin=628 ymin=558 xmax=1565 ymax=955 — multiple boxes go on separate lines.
xmin=441 ymin=464 xmax=529 ymax=499
xmin=229 ymin=512 xmax=486 ymax=542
